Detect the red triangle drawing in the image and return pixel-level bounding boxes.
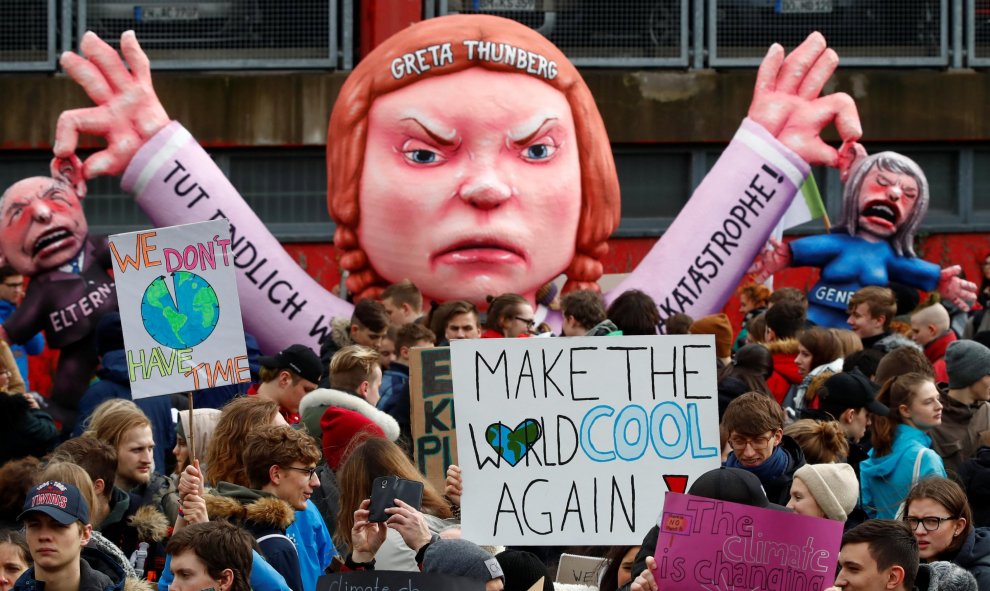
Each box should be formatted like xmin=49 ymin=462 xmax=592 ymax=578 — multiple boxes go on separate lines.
xmin=663 ymin=474 xmax=689 ymax=494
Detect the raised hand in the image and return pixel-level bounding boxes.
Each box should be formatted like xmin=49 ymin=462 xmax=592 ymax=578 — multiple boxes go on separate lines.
xmin=351 ymin=499 xmax=387 ymax=563
xmin=748 ymin=32 xmax=861 ymax=168
xmin=385 ymin=499 xmax=432 ymax=552
xmin=444 ymin=464 xmax=462 ymax=506
xmin=631 ymin=556 xmax=659 ymax=591
xmin=938 ymin=265 xmax=978 ymax=311
xmin=55 ymin=31 xmax=170 ymax=179
xmin=748 ymin=237 xmax=791 ymax=283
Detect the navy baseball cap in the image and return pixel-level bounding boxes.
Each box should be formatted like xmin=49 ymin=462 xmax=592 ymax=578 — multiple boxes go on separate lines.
xmin=19 ymin=480 xmax=90 ymax=525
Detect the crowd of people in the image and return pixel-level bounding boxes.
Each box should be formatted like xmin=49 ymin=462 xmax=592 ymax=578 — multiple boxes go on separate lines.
xmin=3 ymin=262 xmax=990 ymax=591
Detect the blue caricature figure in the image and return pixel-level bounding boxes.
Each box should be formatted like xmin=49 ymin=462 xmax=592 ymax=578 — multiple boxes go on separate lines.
xmin=751 ymin=151 xmax=976 ymax=327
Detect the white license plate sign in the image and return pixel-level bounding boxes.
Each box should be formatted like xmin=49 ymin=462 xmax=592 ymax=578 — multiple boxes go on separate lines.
xmin=779 ymin=0 xmax=832 ymax=13
xmin=476 ymin=0 xmax=537 ymax=11
xmin=137 ymin=5 xmax=201 ymax=21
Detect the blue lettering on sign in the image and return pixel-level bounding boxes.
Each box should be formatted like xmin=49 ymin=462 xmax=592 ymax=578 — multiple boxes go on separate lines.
xmin=579 ymin=402 xmax=717 ymax=462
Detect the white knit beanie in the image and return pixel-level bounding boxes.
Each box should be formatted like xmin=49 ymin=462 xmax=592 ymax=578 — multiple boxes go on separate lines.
xmin=794 ymin=463 xmax=859 ymax=522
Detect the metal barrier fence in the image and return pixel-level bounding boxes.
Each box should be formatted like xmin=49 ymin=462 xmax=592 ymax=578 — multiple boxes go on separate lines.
xmin=0 ymin=0 xmax=57 ymax=71
xmin=709 ymin=0 xmax=950 ymax=67
xmin=77 ymin=0 xmax=341 ymax=70
xmin=437 ymin=0 xmax=691 ymax=67
xmin=5 ymin=1 xmax=990 ymax=72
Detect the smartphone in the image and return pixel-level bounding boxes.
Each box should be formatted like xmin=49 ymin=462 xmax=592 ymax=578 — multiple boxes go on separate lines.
xmin=368 ymin=475 xmax=424 ymax=522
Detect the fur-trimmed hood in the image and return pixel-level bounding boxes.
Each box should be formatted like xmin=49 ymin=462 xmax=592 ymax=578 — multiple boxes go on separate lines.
xmin=299 ymin=388 xmax=401 ymax=442
xmin=330 ymin=317 xmax=356 ymax=349
xmin=766 ymin=338 xmax=800 ymax=355
xmin=126 ymin=505 xmax=169 ymax=543
xmin=206 ymin=481 xmax=296 ymax=530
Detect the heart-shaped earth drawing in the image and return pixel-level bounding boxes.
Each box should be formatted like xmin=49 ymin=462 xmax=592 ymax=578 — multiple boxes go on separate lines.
xmin=485 ymin=419 xmax=542 ymax=467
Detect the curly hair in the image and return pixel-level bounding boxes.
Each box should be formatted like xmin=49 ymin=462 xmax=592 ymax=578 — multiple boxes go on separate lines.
xmin=204 ymin=397 xmax=280 ymax=487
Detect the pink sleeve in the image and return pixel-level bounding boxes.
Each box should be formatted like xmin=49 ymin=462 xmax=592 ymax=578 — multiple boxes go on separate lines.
xmin=605 ymin=118 xmax=810 ymax=324
xmin=122 ymin=122 xmax=354 ymax=353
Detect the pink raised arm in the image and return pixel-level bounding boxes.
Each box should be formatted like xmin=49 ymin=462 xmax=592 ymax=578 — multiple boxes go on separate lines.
xmin=748 ymin=32 xmax=862 ymax=167
xmin=748 ymin=237 xmax=792 ymax=283
xmin=55 ymin=31 xmax=170 ymax=179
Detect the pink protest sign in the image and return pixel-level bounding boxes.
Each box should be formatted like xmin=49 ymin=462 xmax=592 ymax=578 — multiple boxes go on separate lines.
xmin=653 ymin=492 xmax=843 ymax=591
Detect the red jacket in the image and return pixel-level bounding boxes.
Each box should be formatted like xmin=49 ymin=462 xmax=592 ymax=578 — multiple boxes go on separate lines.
xmin=766 ymin=339 xmax=802 ymax=405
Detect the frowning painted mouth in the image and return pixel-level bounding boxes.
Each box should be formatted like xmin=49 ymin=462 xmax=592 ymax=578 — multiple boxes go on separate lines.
xmin=432 ymin=239 xmax=526 ymax=266
xmin=32 ymin=227 xmax=74 ymax=258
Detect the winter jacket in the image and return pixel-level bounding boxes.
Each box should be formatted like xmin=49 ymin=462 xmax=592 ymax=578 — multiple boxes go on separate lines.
xmin=130 ymin=472 xmax=180 ymax=527
xmin=207 ymin=481 xmax=304 ymax=591
xmin=13 ymin=545 xmax=156 ymax=591
xmin=158 ymin=550 xmax=291 ymax=591
xmin=786 ymin=357 xmax=844 ymax=421
xmin=861 ymin=424 xmax=947 ymax=519
xmin=299 ymin=388 xmax=401 ymax=447
xmin=286 ymin=500 xmax=337 ymax=591
xmin=317 ymin=317 xmax=356 ymax=388
xmin=98 ymin=492 xmax=169 ymax=581
xmin=959 ymin=446 xmax=990 ymax=528
xmin=862 ymin=331 xmax=922 ymax=354
xmin=946 ymin=528 xmax=990 ymax=590
xmin=915 ymin=561 xmax=979 ymax=591
xmin=925 ymin=331 xmax=956 ymax=383
xmin=930 ymin=394 xmax=990 ymax=476
xmin=766 ymin=339 xmax=802 ymax=405
xmin=0 ymin=299 xmax=43 ymax=391
xmin=378 ymin=362 xmax=412 ymax=445
xmin=72 ymin=349 xmax=176 ymax=472
xmin=0 ymin=391 xmax=58 ymax=464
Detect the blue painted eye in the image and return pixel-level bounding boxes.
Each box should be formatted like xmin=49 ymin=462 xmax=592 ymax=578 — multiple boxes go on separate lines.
xmin=522 ymin=143 xmax=557 ymax=161
xmin=407 ymin=149 xmax=438 ymax=164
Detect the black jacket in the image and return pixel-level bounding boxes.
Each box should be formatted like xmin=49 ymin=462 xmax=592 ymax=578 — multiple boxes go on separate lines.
xmin=959 ymin=446 xmax=990 ymax=528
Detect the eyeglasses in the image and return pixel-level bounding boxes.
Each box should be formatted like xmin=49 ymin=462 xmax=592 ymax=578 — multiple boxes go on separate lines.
xmin=727 ymin=434 xmax=775 ymax=452
xmin=281 ymin=465 xmax=318 ymax=478
xmin=905 ymin=516 xmax=958 ymax=532
xmin=514 ymin=316 xmax=535 ymax=328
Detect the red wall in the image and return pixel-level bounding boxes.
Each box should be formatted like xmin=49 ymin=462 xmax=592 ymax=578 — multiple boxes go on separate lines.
xmin=282 ymin=232 xmax=990 ymax=332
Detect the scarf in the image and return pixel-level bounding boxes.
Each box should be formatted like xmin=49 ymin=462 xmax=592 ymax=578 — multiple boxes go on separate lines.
xmin=725 ymin=444 xmax=790 ymax=483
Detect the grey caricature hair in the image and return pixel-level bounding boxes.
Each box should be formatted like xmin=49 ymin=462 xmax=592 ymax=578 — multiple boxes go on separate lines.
xmin=837 ymin=151 xmax=929 ymax=258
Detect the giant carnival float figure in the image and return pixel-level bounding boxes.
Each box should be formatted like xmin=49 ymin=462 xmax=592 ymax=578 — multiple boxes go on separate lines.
xmin=3 ymin=16 xmax=913 ymax=416
xmin=0 ymin=156 xmax=118 ymax=426
xmin=750 ymin=151 xmax=977 ymax=327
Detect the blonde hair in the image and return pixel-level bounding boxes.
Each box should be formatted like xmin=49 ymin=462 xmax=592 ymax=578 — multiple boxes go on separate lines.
xmin=329 ymin=345 xmax=382 ymax=393
xmin=83 ymin=399 xmax=151 ymax=451
xmin=784 ymin=419 xmax=849 ymax=463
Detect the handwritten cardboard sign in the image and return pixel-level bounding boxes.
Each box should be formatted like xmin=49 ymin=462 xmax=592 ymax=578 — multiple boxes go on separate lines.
xmin=109 ymin=220 xmax=249 ymax=398
xmin=654 ymin=492 xmax=843 ymax=591
xmin=317 ymin=571 xmax=484 ymax=591
xmin=410 ymin=347 xmax=459 ymax=494
xmin=556 ymin=553 xmax=606 ymax=585
xmin=452 ymin=335 xmax=722 ymax=545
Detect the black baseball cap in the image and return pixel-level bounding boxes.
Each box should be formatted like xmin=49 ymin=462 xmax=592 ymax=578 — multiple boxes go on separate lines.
xmin=819 ymin=369 xmax=889 ymax=417
xmin=258 ymin=344 xmax=322 ymax=384
xmin=687 ymin=467 xmax=788 ymax=511
xmin=19 ymin=480 xmax=90 ymax=525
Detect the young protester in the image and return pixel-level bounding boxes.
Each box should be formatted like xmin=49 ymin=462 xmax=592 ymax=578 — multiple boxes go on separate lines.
xmin=0 ymin=530 xmax=29 ymax=591
xmin=318 ymin=299 xmax=390 ymax=387
xmin=377 ymin=323 xmax=436 ymax=446
xmin=827 ymin=519 xmax=977 ymax=591
xmin=428 ymin=300 xmax=481 ymax=345
xmin=861 ymin=373 xmax=947 ymax=519
xmin=598 ymin=545 xmax=640 ymax=591
xmin=380 ymin=281 xmax=424 ymax=329
xmin=815 ymin=369 xmax=889 ymax=477
xmin=165 ymin=521 xmax=255 ymax=591
xmin=902 ymin=477 xmax=990 ymax=589
xmin=911 ymin=302 xmax=956 ymax=381
xmin=560 ymin=290 xmax=616 ymax=337
xmin=172 ymin=408 xmax=222 ymax=479
xmin=206 ymin=425 xmax=321 ymax=591
xmin=721 ymin=392 xmax=806 ymax=505
xmin=606 ymin=290 xmax=659 ymax=336
xmin=930 ymin=340 xmax=990 ymax=475
xmin=482 ymin=294 xmax=535 ymax=338
xmin=848 ymin=286 xmax=918 ymax=353
xmin=785 ymin=419 xmax=850 ymax=463
xmin=764 ymin=299 xmax=806 ymax=404
xmin=715 ymin=343 xmax=774 ymax=418
xmin=250 ymin=344 xmax=322 ymax=425
xmin=733 ymin=283 xmax=771 ymax=351
xmin=790 ymin=326 xmax=844 ymax=417
xmin=786 ymin=463 xmax=859 ymax=523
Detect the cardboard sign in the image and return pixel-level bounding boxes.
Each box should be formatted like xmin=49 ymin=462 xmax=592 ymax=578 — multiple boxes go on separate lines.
xmin=556 ymin=553 xmax=606 ymax=585
xmin=108 ymin=220 xmax=249 ymax=398
xmin=317 ymin=571 xmax=484 ymax=591
xmin=410 ymin=347 xmax=459 ymax=493
xmin=654 ymin=492 xmax=844 ymax=591
xmin=452 ymin=335 xmax=722 ymax=545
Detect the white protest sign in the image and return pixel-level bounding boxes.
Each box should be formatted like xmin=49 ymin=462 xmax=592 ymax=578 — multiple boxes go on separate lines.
xmin=452 ymin=335 xmax=721 ymax=546
xmin=109 ymin=220 xmax=249 ymax=398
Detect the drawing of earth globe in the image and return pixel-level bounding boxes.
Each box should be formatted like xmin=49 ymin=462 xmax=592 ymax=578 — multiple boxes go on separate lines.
xmin=140 ymin=271 xmax=221 ymax=349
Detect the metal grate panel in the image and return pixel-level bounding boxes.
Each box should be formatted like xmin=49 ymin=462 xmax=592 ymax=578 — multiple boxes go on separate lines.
xmin=78 ymin=0 xmax=339 ymax=70
xmin=440 ymin=0 xmax=690 ymax=67
xmin=0 ymin=0 xmax=57 ymax=72
xmin=967 ymin=0 xmax=990 ymax=65
xmin=709 ymin=0 xmax=949 ymax=67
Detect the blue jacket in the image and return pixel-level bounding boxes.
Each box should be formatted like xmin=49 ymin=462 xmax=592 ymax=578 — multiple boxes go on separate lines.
xmin=73 ymin=349 xmax=175 ymax=470
xmin=378 ymin=363 xmax=411 ymax=439
xmin=159 ymin=550 xmax=291 ymax=591
xmin=861 ymin=424 xmax=947 ymax=519
xmin=0 ymin=299 xmax=44 ymax=390
xmin=286 ymin=500 xmax=337 ymax=591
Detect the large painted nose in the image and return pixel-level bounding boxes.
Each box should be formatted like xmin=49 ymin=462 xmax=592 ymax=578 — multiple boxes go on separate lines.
xmin=458 ymin=165 xmax=512 ymax=210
